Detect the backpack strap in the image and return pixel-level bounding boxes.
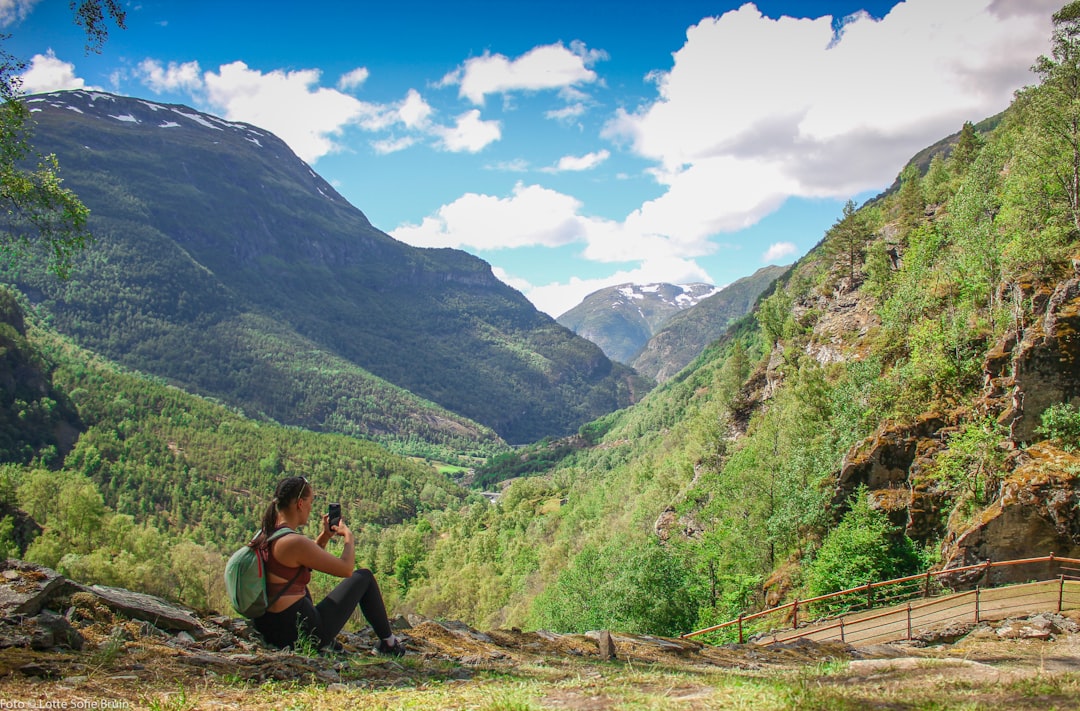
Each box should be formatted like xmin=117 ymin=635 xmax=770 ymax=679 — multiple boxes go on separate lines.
xmin=262 ymin=527 xmax=305 ymax=610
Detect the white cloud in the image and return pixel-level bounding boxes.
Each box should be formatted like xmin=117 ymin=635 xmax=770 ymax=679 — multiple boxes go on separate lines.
xmin=598 ymin=0 xmax=1055 ymax=253
xmin=397 ymin=88 xmax=433 ymax=128
xmin=0 ymin=0 xmax=41 ymax=28
xmin=443 ymin=41 xmax=607 ymax=105
xmin=138 ymin=59 xmax=203 ymax=93
xmin=372 ymin=136 xmax=418 ymax=154
xmin=762 ymin=242 xmax=798 ymax=262
xmin=504 ymin=257 xmax=713 ymax=318
xmin=546 ymin=103 xmax=587 ymax=122
xmin=201 ymin=61 xmax=376 ymax=163
xmin=337 ymin=67 xmax=369 ymax=91
xmin=485 ymin=158 xmax=530 ymax=172
xmin=431 ymin=109 xmax=501 ymax=152
xmin=545 ymin=149 xmax=610 ymax=173
xmin=20 ymin=50 xmax=86 ymax=94
xmin=394 ymin=182 xmax=584 ymax=250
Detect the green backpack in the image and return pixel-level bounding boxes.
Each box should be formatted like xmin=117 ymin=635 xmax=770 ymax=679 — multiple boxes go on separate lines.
xmin=224 ymin=527 xmax=301 ymax=618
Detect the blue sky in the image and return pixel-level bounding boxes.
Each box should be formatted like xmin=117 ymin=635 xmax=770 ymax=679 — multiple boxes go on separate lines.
xmin=3 ymin=0 xmax=1059 ymax=316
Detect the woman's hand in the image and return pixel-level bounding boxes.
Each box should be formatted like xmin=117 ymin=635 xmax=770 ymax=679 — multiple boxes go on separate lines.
xmin=332 ymin=519 xmax=354 ymax=544
xmin=319 ymin=513 xmax=332 ymax=539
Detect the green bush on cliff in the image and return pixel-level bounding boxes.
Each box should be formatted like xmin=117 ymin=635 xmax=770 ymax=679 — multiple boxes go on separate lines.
xmin=1036 ymin=403 xmax=1080 ymax=451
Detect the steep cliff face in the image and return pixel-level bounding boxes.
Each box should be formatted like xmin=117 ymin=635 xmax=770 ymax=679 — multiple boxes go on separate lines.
xmin=823 ymin=263 xmax=1080 ymax=578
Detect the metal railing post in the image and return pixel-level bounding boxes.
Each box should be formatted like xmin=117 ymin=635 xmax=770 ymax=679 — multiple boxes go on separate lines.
xmin=738 ymin=614 xmax=744 ymax=644
xmin=924 ymin=570 xmax=931 ymax=598
xmin=1060 ymin=575 xmax=1066 ymax=613
xmin=840 ymin=617 xmax=845 ymax=643
xmin=906 ymin=603 xmax=912 ymax=640
xmin=975 ymin=587 xmax=981 ymax=624
xmin=792 ymin=600 xmax=799 ymax=629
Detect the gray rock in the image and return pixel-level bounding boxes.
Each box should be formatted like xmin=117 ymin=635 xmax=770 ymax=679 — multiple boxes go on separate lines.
xmin=88 ymin=584 xmax=201 ymax=632
xmin=32 ymin=610 xmax=84 ymax=650
xmin=0 ymin=560 xmax=67 ymax=616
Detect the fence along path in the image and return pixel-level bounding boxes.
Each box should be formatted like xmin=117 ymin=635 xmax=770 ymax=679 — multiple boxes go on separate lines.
xmin=682 ymin=555 xmax=1080 ymax=646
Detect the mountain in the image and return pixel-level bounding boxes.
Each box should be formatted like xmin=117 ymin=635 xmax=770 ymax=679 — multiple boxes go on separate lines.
xmin=7 ymin=90 xmax=647 ymax=449
xmin=557 ymin=283 xmax=718 ymax=364
xmin=631 ymin=265 xmax=787 ymax=382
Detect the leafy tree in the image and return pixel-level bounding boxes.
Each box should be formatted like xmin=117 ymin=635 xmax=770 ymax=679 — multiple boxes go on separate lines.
xmin=757 ymin=287 xmax=793 ymax=347
xmin=1016 ymin=1 xmax=1080 ymax=236
xmin=806 ymin=487 xmax=921 ymax=612
xmin=947 ymin=145 xmax=1005 ymax=330
xmin=530 ymin=535 xmax=701 ymax=636
xmin=934 ymin=418 xmax=1005 ymax=504
xmin=0 ymin=1 xmax=124 ymax=277
xmin=923 ymin=154 xmax=953 ymax=205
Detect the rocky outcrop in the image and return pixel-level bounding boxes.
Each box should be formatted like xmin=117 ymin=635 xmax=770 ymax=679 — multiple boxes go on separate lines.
xmin=999 ymin=276 xmax=1080 ymax=443
xmin=941 ymin=444 xmax=1080 ymax=583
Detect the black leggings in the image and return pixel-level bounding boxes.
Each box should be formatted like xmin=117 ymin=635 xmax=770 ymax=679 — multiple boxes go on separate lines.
xmin=252 ymin=568 xmax=392 ymax=650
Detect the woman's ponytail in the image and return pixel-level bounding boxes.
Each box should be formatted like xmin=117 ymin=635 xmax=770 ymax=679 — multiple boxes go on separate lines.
xmin=250 ymin=476 xmax=310 ymax=548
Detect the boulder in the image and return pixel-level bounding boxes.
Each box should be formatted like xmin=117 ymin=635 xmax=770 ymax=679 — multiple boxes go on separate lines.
xmin=87 ymin=584 xmax=203 ymax=632
xmin=0 ymin=559 xmax=69 ymax=616
xmin=942 ymin=444 xmax=1080 ymax=584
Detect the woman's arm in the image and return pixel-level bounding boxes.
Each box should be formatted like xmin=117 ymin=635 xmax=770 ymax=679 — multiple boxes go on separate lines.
xmin=274 ymin=526 xmax=356 ymax=578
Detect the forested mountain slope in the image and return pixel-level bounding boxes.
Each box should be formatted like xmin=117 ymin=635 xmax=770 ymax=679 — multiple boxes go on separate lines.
xmin=5 ymin=91 xmax=645 ymax=451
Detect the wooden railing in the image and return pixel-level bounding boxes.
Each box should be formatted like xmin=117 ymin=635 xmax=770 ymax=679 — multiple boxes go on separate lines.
xmin=682 ymin=554 xmax=1080 ymax=644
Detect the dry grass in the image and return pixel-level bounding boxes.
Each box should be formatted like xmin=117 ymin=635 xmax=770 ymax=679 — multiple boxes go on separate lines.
xmin=3 ymin=617 xmax=1080 ymax=709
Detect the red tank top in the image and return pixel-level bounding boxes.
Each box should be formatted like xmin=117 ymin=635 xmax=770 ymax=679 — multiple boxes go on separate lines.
xmin=265 ymin=527 xmax=310 ymax=599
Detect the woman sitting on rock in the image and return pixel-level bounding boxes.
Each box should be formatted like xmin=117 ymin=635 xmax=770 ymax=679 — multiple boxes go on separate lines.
xmin=250 ymin=475 xmax=404 ymax=656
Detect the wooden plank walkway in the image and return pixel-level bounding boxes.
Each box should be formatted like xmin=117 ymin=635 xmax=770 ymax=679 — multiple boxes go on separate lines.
xmin=761 ymin=579 xmax=1080 ymax=646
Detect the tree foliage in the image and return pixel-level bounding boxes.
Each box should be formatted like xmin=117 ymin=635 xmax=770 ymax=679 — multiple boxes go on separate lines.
xmin=0 ymin=1 xmax=124 ymax=278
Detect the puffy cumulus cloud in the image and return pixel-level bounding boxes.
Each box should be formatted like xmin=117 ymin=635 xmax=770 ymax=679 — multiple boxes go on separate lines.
xmin=601 ymin=0 xmax=1056 ymax=245
xmin=0 ymin=0 xmax=40 ymax=28
xmin=392 ymin=176 xmax=738 ymax=270
xmin=337 ymin=67 xmax=369 ymax=91
xmin=393 ymin=182 xmax=584 ymax=250
xmin=20 ymin=50 xmax=86 ymax=93
xmin=443 ymin=41 xmax=607 ymax=105
xmin=138 ymin=59 xmax=203 ymax=93
xmin=763 ymin=242 xmax=798 ymax=262
xmin=431 ymin=109 xmax=501 ymax=152
xmin=508 ymin=257 xmax=714 ymax=318
xmin=587 ymin=156 xmax=795 ymax=264
xmin=202 ymin=61 xmax=374 ymax=163
xmin=545 ymin=149 xmax=610 ymax=173
xmin=397 ymin=88 xmax=433 ymax=129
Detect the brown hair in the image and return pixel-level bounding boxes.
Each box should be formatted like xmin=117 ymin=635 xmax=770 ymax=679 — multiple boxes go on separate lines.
xmin=250 ymin=476 xmax=311 ymax=548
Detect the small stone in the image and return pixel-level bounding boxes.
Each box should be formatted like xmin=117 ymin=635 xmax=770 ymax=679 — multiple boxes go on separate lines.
xmin=598 ymin=630 xmax=617 ymax=660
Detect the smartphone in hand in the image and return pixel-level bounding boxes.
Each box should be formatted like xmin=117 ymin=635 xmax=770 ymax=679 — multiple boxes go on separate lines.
xmin=328 ymin=502 xmax=341 ymax=529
